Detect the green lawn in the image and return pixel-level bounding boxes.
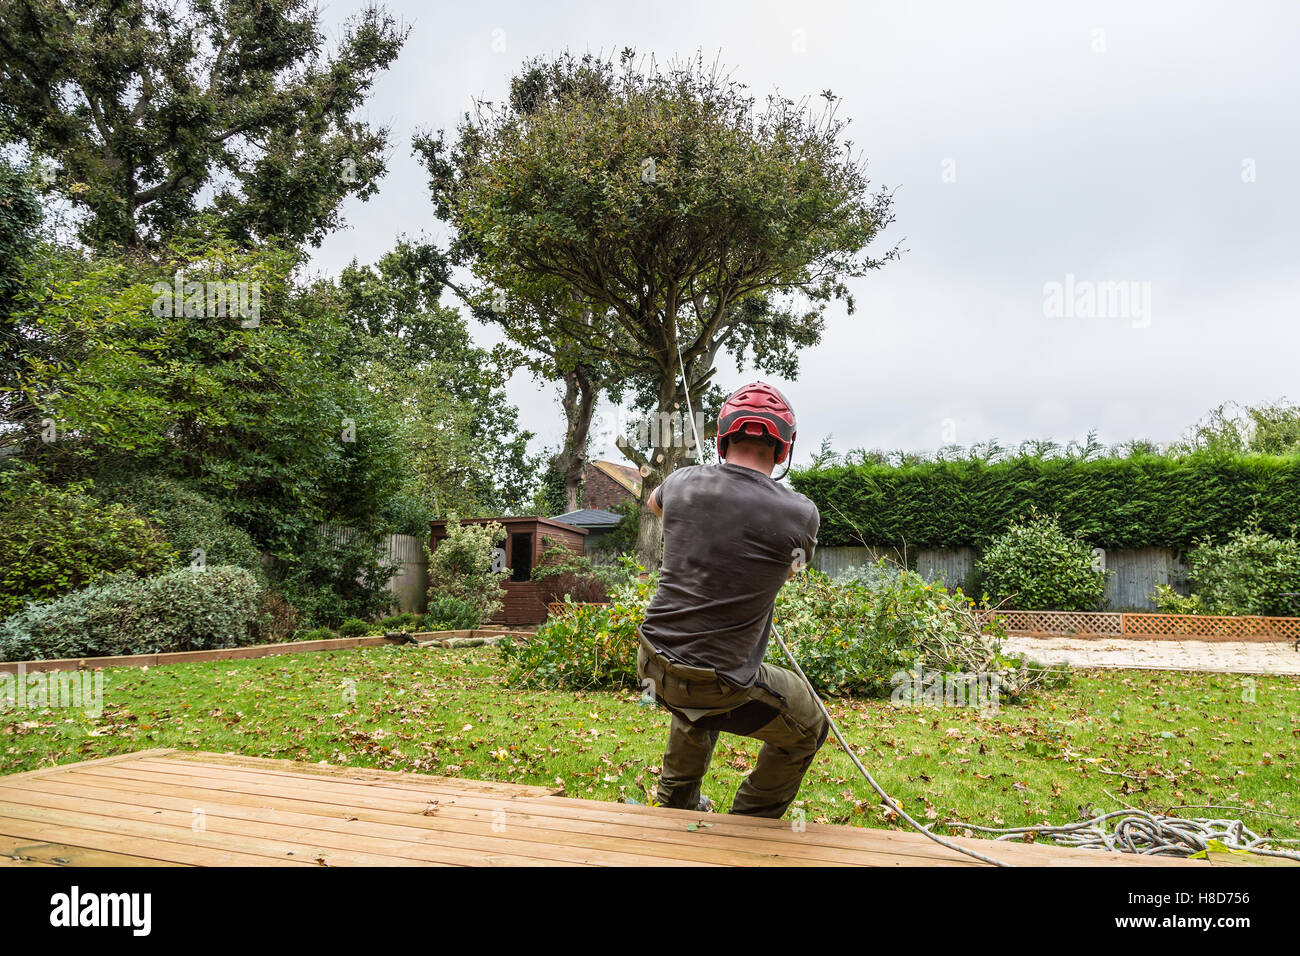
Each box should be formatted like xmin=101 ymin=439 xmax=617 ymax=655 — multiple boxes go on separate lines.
xmin=4 ymin=644 xmax=1298 ymax=845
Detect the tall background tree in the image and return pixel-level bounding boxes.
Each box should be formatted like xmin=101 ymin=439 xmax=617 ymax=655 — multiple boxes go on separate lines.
xmin=0 ymin=0 xmax=406 ymax=250
xmin=419 ymin=50 xmax=898 ymax=561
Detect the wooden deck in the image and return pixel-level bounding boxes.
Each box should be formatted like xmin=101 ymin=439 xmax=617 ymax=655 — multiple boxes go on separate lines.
xmin=0 ymin=749 xmax=1205 ymax=867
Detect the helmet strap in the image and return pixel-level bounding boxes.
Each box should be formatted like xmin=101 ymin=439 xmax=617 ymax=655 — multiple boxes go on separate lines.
xmin=772 ymin=438 xmax=795 ymax=481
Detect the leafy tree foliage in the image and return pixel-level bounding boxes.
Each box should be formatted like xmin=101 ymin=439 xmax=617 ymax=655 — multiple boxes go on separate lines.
xmin=0 ymin=0 xmax=406 ymax=249
xmin=419 ymin=49 xmax=897 ymax=560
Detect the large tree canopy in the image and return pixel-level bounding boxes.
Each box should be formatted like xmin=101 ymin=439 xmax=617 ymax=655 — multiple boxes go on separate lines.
xmin=418 ymin=50 xmax=898 ymax=559
xmin=0 ymin=0 xmax=406 ymax=250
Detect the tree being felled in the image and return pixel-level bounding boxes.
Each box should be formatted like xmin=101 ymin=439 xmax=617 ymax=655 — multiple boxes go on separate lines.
xmin=419 ymin=50 xmax=898 ymax=562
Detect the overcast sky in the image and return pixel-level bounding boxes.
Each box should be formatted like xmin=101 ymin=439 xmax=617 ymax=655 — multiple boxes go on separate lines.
xmin=306 ymin=0 xmax=1300 ymax=468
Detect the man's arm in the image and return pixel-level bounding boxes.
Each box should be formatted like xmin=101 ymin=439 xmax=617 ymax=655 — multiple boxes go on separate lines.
xmin=788 ymin=507 xmax=820 ymax=579
xmin=647 ymin=484 xmax=664 ymax=517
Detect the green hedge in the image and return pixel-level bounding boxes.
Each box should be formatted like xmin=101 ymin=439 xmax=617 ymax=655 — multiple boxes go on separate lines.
xmin=0 ymin=566 xmax=262 ymax=662
xmin=791 ymin=454 xmax=1300 ymax=550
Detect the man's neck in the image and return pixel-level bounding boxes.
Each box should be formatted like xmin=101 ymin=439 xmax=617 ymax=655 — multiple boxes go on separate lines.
xmin=722 ymin=450 xmax=776 ymax=478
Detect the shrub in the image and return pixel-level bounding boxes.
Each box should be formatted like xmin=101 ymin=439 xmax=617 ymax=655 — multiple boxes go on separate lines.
xmin=272 ymin=524 xmax=399 ymax=628
xmin=0 ymin=566 xmax=262 ymax=662
xmin=0 ymin=471 xmax=176 ymax=618
xmin=976 ymin=511 xmax=1109 ymax=611
xmin=338 ymin=617 xmax=370 ymax=637
xmin=296 ymin=627 xmax=337 ymax=641
xmin=502 ymin=601 xmax=641 ymax=690
xmin=425 ymin=517 xmax=507 ymax=624
xmin=1151 ymin=584 xmax=1207 ymax=615
xmin=423 ymin=596 xmax=481 ymax=632
xmin=254 ymin=591 xmax=301 ymax=642
xmin=504 ymin=560 xmax=1059 ymax=701
xmin=96 ymin=476 xmax=265 ymax=583
xmin=375 ymin=612 xmax=422 ymax=632
xmin=1170 ymin=522 xmax=1300 ymax=616
xmin=531 ymin=539 xmax=609 ymax=606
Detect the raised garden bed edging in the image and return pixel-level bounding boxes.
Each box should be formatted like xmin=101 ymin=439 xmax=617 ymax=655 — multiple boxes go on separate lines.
xmin=0 ymin=635 xmax=404 ymax=676
xmin=0 ymin=628 xmax=534 ymax=676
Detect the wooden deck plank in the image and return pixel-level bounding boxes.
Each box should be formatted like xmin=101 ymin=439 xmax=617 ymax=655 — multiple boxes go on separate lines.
xmin=0 ymin=816 xmax=314 ymax=867
xmin=67 ymin=762 xmax=961 ymax=865
xmin=0 ymin=783 xmax=698 ymax=868
xmin=78 ymin=758 xmax=1191 ymax=867
xmin=158 ymin=749 xmax=562 ymax=798
xmin=0 ymin=751 xmax=1211 ymax=867
xmin=67 ymin=760 xmax=1182 ymax=867
xmin=0 ymin=834 xmax=188 ymax=868
xmin=9 ymin=773 xmax=858 ymax=867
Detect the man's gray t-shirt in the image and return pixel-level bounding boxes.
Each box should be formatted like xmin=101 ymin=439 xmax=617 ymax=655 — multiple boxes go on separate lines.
xmin=640 ymin=462 xmax=820 ymax=689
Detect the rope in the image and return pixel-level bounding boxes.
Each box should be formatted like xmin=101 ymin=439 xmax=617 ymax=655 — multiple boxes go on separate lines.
xmin=675 ymin=331 xmax=704 ymax=460
xmin=770 ymin=623 xmax=1015 ymax=867
xmin=935 ymin=810 xmax=1300 ymax=860
xmin=772 ymin=622 xmax=1300 ymax=865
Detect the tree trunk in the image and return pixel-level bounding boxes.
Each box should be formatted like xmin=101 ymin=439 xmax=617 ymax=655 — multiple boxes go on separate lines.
xmin=555 ymin=368 xmax=596 ymax=513
xmin=634 ymin=495 xmax=663 ymax=568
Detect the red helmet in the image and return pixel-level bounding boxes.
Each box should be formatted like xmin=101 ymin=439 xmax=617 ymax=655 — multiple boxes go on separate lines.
xmin=716 ymin=382 xmax=797 ymax=464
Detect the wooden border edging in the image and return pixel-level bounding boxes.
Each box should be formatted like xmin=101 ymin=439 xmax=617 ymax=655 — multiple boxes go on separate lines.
xmin=0 ymin=628 xmax=537 ymax=676
xmin=0 ymin=635 xmax=405 ymax=676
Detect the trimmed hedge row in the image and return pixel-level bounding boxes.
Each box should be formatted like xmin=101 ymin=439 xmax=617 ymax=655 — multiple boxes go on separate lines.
xmin=790 ymin=454 xmax=1300 ymax=550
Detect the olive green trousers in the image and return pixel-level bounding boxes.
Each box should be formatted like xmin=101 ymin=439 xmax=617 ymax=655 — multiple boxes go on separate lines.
xmin=636 ymin=630 xmax=829 ymax=818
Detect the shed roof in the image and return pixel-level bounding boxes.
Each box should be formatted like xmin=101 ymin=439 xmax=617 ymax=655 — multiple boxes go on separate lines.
xmin=550 ymin=508 xmax=623 ymax=529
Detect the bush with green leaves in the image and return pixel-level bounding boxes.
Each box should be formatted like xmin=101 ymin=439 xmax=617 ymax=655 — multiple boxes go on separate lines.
xmin=501 ymin=570 xmax=656 ymax=690
xmin=374 ymin=612 xmax=423 ymax=632
xmin=531 ymin=539 xmax=609 ymax=605
xmin=337 ymin=618 xmax=370 ymax=637
xmin=502 ymin=602 xmax=640 ymax=690
xmin=423 ymin=596 xmax=481 ymax=632
xmin=0 ymin=470 xmax=176 ymax=618
xmin=1156 ymin=522 xmax=1300 ymax=616
xmin=1150 ymin=585 xmax=1207 ymax=615
xmin=425 ymin=517 xmax=508 ymax=625
xmin=976 ymin=511 xmax=1109 ymax=611
xmin=0 ymin=566 xmax=262 ymax=662
xmin=296 ymin=627 xmax=337 ymax=641
xmin=272 ymin=525 xmax=399 ymax=629
xmin=95 ymin=475 xmax=265 ymax=583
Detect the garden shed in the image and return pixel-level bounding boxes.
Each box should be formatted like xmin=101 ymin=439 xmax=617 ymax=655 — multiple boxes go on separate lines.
xmin=428 ymin=516 xmax=587 ymax=626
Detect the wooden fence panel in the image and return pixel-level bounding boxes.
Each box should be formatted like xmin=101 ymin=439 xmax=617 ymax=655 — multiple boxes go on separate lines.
xmin=1101 ymin=547 xmax=1188 ymax=610
xmin=916 ymin=548 xmax=978 ymax=589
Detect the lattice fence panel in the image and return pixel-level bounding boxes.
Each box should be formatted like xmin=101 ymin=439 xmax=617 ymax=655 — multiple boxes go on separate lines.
xmin=976 ymin=610 xmax=1123 ymax=636
xmin=1121 ymin=612 xmax=1300 ymax=642
xmin=975 ymin=608 xmax=1300 ymax=642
